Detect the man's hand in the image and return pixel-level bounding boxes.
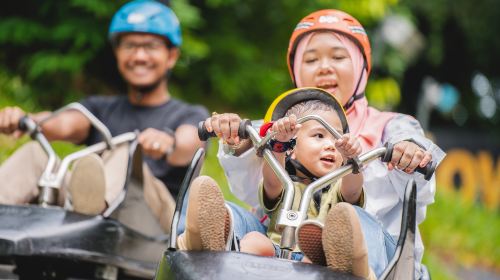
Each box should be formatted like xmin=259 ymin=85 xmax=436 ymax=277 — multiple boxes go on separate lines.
xmin=0 ymin=106 xmax=26 ymax=138
xmin=138 ymin=128 xmax=175 ymax=160
xmin=388 ymin=141 xmax=432 ymax=173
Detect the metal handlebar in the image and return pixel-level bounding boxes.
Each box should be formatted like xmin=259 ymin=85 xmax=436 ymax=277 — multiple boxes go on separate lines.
xmin=39 ymin=102 xmax=115 ymax=149
xmin=17 ymin=104 xmax=136 ymax=207
xmin=19 ymin=116 xmax=59 ymax=206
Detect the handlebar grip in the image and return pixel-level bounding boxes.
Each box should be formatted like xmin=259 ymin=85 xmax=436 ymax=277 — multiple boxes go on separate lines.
xmin=198 ymin=121 xmax=216 ymax=141
xmin=382 ymin=142 xmax=436 ymax=180
xmin=18 ymin=116 xmax=29 ymax=132
xmin=197 ymin=119 xmax=252 ymax=141
xmin=238 ymin=119 xmax=251 ymax=139
xmin=18 ymin=115 xmax=38 ymax=135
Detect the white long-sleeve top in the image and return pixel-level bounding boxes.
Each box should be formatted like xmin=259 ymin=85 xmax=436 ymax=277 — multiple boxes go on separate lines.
xmin=217 ymin=114 xmax=446 ymax=263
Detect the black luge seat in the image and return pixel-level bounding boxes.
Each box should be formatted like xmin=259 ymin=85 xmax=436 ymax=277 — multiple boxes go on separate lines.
xmin=0 ymin=204 xmax=160 ymax=279
xmin=0 ymin=138 xmax=164 ymax=279
xmin=0 ymin=138 xmax=208 ymax=279
xmin=157 ymin=251 xmax=363 ymax=280
xmin=379 ymin=179 xmax=417 ymax=280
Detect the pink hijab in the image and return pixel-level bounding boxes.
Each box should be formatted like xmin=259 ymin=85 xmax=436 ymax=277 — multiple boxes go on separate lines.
xmin=294 ymin=32 xmax=395 ymax=151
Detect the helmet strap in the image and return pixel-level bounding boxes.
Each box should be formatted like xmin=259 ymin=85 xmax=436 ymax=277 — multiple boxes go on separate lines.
xmin=285 ymin=154 xmax=330 ymax=212
xmin=343 ymin=60 xmax=367 ymax=110
xmin=287 ymin=156 xmax=318 ymax=182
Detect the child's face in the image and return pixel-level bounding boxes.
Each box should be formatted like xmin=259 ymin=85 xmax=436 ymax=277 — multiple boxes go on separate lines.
xmin=298 ymin=32 xmax=355 ymax=107
xmin=291 ymin=109 xmax=344 ymax=178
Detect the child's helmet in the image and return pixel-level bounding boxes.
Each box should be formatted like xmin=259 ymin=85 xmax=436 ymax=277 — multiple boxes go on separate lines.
xmin=108 ymin=0 xmax=182 ymax=47
xmin=287 ymin=9 xmax=371 ymax=85
xmin=264 ymin=87 xmax=349 ymax=133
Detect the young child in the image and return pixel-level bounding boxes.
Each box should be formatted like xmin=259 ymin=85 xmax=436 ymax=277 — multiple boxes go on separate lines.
xmin=178 ymin=88 xmax=394 ymax=279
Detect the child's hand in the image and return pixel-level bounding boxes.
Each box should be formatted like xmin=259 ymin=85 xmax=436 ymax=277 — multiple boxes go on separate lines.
xmin=336 ymin=133 xmax=362 ymax=160
xmin=271 ymin=114 xmax=301 ymax=142
xmin=388 ymin=141 xmax=432 ymax=173
xmin=204 ymin=113 xmax=243 ymax=145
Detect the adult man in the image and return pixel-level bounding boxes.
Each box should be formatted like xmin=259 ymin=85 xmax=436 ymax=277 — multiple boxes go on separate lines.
xmin=0 ymin=0 xmax=208 ymax=232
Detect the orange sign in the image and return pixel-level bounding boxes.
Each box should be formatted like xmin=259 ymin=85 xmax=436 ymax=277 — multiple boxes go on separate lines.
xmin=437 ymin=149 xmax=500 ymax=210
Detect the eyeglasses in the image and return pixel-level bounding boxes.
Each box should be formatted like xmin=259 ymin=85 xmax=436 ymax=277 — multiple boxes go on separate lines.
xmin=118 ymin=40 xmax=166 ymax=55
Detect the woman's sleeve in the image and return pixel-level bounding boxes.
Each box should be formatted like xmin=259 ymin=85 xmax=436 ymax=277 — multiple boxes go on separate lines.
xmin=217 ymin=140 xmax=264 ymax=208
xmin=382 ymin=114 xmax=446 ymax=224
xmin=384 ymin=114 xmax=445 ymax=161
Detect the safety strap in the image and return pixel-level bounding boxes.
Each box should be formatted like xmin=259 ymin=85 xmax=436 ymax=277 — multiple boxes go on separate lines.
xmin=343 ymin=60 xmax=367 ymax=110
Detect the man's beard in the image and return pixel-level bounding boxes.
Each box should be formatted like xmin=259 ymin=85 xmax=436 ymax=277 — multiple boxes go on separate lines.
xmin=131 ymin=77 xmax=164 ymax=95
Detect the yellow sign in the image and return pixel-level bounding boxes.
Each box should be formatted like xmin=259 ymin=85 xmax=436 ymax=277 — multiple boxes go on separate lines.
xmin=437 ymin=149 xmax=500 ymax=210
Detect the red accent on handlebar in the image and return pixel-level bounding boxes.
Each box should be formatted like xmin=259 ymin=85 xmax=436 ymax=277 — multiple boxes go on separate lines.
xmin=259 ymin=122 xmax=274 ymax=137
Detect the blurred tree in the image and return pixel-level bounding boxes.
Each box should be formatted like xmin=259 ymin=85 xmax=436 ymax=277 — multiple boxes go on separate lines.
xmin=0 ymin=0 xmax=397 ymax=117
xmin=0 ymin=0 xmax=123 ymax=107
xmin=399 ymin=0 xmax=500 ymax=129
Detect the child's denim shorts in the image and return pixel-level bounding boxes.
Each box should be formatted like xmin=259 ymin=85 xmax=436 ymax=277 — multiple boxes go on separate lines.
xmin=273 ymin=244 xmax=304 ymax=261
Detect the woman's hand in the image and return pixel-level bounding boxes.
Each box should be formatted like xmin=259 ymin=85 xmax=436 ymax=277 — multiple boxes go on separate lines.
xmin=270 ymin=114 xmax=301 ymax=142
xmin=388 ymin=141 xmax=432 ymax=173
xmin=203 ymin=113 xmax=243 ymax=145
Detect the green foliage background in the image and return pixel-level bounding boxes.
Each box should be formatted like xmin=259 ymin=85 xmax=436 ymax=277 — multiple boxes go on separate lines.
xmin=0 ymin=0 xmax=402 ymax=116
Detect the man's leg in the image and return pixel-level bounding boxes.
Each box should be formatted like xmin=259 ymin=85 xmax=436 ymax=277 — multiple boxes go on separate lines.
xmin=142 ymin=163 xmax=176 ymax=233
xmin=65 ymin=143 xmax=129 ymax=215
xmin=100 ymin=143 xmax=129 ymax=204
xmin=67 ymin=154 xmax=106 ymax=215
xmin=0 ymin=142 xmax=47 ymax=204
xmin=100 ymin=144 xmax=174 ymax=233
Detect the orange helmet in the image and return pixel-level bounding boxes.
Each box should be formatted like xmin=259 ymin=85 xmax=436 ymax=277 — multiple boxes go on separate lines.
xmin=287 ymin=9 xmax=371 ymax=85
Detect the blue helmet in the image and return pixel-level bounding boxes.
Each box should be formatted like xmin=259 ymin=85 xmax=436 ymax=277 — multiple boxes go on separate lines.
xmin=109 ymin=0 xmax=182 ymax=47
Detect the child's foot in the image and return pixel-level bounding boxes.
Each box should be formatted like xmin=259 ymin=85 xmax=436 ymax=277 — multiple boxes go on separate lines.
xmin=323 ymin=203 xmax=370 ymax=278
xmin=68 ymin=154 xmax=106 ymax=215
xmin=296 ymin=220 xmax=326 ymax=265
xmin=178 ymin=176 xmax=231 ymax=251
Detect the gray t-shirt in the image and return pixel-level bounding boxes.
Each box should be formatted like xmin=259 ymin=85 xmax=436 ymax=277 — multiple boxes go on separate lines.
xmin=80 ymin=95 xmax=209 ymax=197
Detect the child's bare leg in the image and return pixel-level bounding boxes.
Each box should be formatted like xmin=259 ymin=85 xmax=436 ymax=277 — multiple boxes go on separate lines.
xmin=177 ymin=175 xmax=229 ymax=251
xmin=240 ymin=231 xmax=275 ymax=257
